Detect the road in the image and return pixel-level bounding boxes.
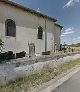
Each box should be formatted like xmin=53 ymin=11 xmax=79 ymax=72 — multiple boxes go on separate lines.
xmin=53 ymin=71 xmax=80 ymax=92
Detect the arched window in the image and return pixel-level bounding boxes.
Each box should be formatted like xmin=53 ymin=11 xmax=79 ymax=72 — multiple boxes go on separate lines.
xmin=5 ymin=19 xmax=16 ymax=37
xmin=38 ymin=26 xmax=43 ymax=39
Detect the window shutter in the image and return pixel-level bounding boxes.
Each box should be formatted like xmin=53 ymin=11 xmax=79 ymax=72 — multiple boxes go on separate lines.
xmin=38 ymin=26 xmax=43 ymax=39
xmin=6 ymin=19 xmax=16 ymax=37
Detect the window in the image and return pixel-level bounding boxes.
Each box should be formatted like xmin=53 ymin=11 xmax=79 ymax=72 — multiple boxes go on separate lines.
xmin=5 ymin=19 xmax=16 ymax=37
xmin=38 ymin=26 xmax=43 ymax=39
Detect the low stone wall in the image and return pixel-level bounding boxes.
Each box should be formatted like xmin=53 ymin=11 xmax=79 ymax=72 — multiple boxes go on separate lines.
xmin=0 ymin=52 xmax=80 ymax=85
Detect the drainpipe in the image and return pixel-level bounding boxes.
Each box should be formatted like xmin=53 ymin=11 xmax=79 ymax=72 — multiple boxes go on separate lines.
xmin=45 ymin=19 xmax=47 ymax=52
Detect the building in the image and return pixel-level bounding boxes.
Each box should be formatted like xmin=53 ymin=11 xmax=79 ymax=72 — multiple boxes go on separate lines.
xmin=0 ymin=0 xmax=63 ymax=56
xmin=54 ymin=23 xmax=63 ymax=50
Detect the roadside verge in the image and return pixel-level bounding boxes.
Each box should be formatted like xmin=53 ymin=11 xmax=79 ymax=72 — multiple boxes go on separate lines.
xmin=33 ymin=65 xmax=80 ymax=92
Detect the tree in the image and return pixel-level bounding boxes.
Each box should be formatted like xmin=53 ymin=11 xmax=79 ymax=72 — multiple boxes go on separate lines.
xmin=0 ymin=38 xmax=4 ymax=52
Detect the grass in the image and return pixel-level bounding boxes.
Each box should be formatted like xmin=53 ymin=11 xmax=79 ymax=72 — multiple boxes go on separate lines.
xmin=71 ymin=46 xmax=80 ymax=50
xmin=0 ymin=59 xmax=80 ymax=92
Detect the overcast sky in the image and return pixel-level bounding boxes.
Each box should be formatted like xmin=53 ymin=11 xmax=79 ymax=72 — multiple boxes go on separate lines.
xmin=11 ymin=0 xmax=80 ymax=44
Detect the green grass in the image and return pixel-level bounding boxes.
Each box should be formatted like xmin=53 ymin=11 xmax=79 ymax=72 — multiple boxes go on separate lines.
xmin=0 ymin=59 xmax=80 ymax=92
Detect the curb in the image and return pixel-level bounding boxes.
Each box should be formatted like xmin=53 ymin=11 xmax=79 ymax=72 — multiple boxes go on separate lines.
xmin=32 ymin=65 xmax=80 ymax=92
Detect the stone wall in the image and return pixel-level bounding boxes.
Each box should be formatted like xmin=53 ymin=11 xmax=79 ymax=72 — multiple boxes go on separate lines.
xmin=0 ymin=52 xmax=80 ymax=85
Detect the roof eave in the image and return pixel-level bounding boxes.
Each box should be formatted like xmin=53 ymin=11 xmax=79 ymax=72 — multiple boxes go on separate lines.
xmin=0 ymin=0 xmax=57 ymax=22
xmin=55 ymin=23 xmax=63 ymax=29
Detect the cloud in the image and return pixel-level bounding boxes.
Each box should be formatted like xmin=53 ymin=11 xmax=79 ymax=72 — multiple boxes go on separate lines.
xmin=73 ymin=36 xmax=80 ymax=41
xmin=61 ymin=27 xmax=75 ymax=37
xmin=63 ymin=0 xmax=80 ymax=8
xmin=61 ymin=34 xmax=66 ymax=37
xmin=73 ymin=37 xmax=80 ymax=43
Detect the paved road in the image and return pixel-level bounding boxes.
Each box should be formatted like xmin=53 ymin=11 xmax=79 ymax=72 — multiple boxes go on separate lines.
xmin=53 ymin=71 xmax=80 ymax=92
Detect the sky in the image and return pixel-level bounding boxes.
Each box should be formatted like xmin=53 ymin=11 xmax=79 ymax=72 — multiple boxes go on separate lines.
xmin=10 ymin=0 xmax=80 ymax=45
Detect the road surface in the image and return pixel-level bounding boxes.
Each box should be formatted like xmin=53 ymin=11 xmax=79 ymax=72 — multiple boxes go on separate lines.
xmin=53 ymin=71 xmax=80 ymax=92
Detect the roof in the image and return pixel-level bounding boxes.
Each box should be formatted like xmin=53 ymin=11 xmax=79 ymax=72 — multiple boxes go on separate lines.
xmin=54 ymin=23 xmax=63 ymax=29
xmin=0 ymin=0 xmax=57 ymax=22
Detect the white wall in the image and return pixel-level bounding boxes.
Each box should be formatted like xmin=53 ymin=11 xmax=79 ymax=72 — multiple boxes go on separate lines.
xmin=54 ymin=25 xmax=61 ymax=50
xmin=0 ymin=2 xmax=55 ymax=55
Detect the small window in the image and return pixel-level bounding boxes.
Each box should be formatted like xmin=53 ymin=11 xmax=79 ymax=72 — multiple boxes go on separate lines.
xmin=5 ymin=19 xmax=16 ymax=37
xmin=38 ymin=26 xmax=43 ymax=39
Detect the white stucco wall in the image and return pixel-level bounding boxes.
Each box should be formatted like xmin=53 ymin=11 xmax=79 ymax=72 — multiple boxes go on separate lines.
xmin=0 ymin=2 xmax=55 ymax=55
xmin=54 ymin=25 xmax=61 ymax=50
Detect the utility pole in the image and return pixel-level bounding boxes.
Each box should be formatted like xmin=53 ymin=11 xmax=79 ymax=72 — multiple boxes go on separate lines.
xmin=45 ymin=19 xmax=47 ymax=52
